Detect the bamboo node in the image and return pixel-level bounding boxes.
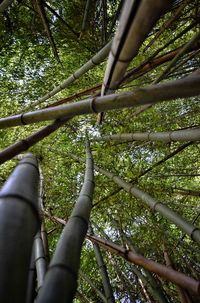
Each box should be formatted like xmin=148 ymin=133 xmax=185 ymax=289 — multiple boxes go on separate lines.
xmin=90 ymin=98 xmax=98 ymax=113
xmin=70 ymin=215 xmax=88 ymax=228
xmin=20 ymin=113 xmax=27 ymax=125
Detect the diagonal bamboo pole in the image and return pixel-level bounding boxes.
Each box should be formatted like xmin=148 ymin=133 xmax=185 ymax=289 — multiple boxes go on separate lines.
xmin=26 ymin=41 xmax=111 ymax=109
xmin=0 ymin=153 xmax=40 ymax=303
xmin=36 ymin=136 xmax=94 ymax=303
xmin=0 ymin=73 xmax=200 ymax=128
xmin=87 ymin=235 xmax=200 ymax=295
xmin=0 ymin=116 xmax=70 ymax=165
xmin=91 ymin=127 xmax=200 ymax=143
xmin=94 ymin=164 xmax=200 ymax=244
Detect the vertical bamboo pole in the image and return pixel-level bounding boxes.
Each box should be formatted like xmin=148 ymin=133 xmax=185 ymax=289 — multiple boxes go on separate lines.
xmin=37 ymin=135 xmax=95 ymax=303
xmin=89 ymin=226 xmax=115 ymax=303
xmin=0 ymin=153 xmax=40 ymax=303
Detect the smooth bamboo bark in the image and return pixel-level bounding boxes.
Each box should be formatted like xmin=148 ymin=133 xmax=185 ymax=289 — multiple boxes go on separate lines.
xmin=79 ymin=270 xmax=107 ymax=303
xmin=92 ymin=128 xmax=200 ymax=143
xmin=102 ymin=0 xmax=172 ymax=93
xmin=37 ymin=136 xmax=94 ymax=303
xmin=89 ymin=226 xmax=115 ymax=303
xmin=94 ymin=164 xmax=200 ymax=244
xmin=87 ymin=235 xmax=200 ymax=295
xmin=0 ymin=116 xmax=70 ymax=165
xmin=81 ymin=0 xmax=90 ymax=31
xmin=26 ymin=249 xmax=37 ymax=303
xmin=0 ymin=73 xmax=200 ymax=128
xmin=0 ymin=154 xmax=40 ymax=303
xmin=34 ymin=231 xmax=47 ymax=291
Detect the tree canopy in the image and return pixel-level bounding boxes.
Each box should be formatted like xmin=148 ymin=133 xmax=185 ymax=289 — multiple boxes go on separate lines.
xmin=0 ymin=0 xmax=200 ymax=302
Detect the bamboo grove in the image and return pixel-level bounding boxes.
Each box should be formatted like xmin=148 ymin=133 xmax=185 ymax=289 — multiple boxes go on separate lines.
xmin=0 ymin=0 xmax=200 ymax=302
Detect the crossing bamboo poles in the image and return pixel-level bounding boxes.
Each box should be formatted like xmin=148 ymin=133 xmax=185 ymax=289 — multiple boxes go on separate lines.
xmin=91 ymin=127 xmax=200 ymax=143
xmin=87 ymin=235 xmax=200 ymax=295
xmin=0 ymin=73 xmax=200 ymax=128
xmin=37 ymin=136 xmax=95 ymax=303
xmin=44 ymin=213 xmax=200 ymax=296
xmin=0 ymin=153 xmax=40 ymax=303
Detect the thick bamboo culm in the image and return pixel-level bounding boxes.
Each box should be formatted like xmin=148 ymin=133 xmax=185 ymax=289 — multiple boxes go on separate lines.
xmin=87 ymin=235 xmax=200 ymax=295
xmin=34 ymin=230 xmax=47 ymax=291
xmin=91 ymin=127 xmax=200 ymax=143
xmin=95 ymin=164 xmax=200 ymax=244
xmin=0 ymin=73 xmax=200 ymax=129
xmin=37 ymin=136 xmax=94 ymax=303
xmin=101 ymin=0 xmax=172 ymax=94
xmin=0 ymin=153 xmax=40 ymax=303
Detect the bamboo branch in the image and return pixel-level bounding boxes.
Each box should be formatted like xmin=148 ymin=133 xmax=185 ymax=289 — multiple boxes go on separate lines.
xmin=1 ymin=73 xmax=200 ymax=128
xmin=87 ymin=235 xmax=200 ymax=295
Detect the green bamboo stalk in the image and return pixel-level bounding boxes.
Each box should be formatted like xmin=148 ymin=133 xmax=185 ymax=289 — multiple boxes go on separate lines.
xmin=87 ymin=235 xmax=200 ymax=295
xmin=0 ymin=153 xmax=40 ymax=303
xmin=102 ymin=0 xmax=172 ymax=93
xmin=94 ymin=165 xmax=200 ymax=244
xmin=1 ymin=73 xmax=200 ymax=128
xmin=92 ymin=127 xmax=200 ymax=143
xmin=0 ymin=0 xmax=13 ymax=12
xmin=36 ymin=136 xmax=94 ymax=303
xmin=27 ymin=41 xmax=111 ymax=108
xmin=79 ymin=270 xmax=107 ymax=303
xmin=0 ymin=116 xmax=70 ymax=165
xmin=89 ymin=225 xmax=115 ymax=303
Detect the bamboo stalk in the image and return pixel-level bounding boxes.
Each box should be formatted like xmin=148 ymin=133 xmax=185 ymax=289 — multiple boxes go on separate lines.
xmin=89 ymin=225 xmax=115 ymax=303
xmin=79 ymin=270 xmax=107 ymax=303
xmin=102 ymin=0 xmax=172 ymax=93
xmin=155 ymin=31 xmax=200 ymax=82
xmin=94 ymin=165 xmax=200 ymax=244
xmin=26 ymin=249 xmax=37 ymax=303
xmin=1 ymin=73 xmax=200 ymax=128
xmin=92 ymin=127 xmax=200 ymax=143
xmin=27 ymin=41 xmax=111 ymax=109
xmin=0 ymin=154 xmax=40 ymax=303
xmin=0 ymin=116 xmax=70 ymax=165
xmin=34 ymin=231 xmax=47 ymax=291
xmin=81 ymin=0 xmax=90 ymax=32
xmin=36 ymin=136 xmax=94 ymax=303
xmin=87 ymin=235 xmax=200 ymax=295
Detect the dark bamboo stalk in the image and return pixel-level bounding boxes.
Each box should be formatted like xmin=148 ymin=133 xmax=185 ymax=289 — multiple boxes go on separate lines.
xmin=87 ymin=235 xmax=200 ymax=295
xmin=37 ymin=136 xmax=94 ymax=303
xmin=173 ymin=187 xmax=200 ymax=197
xmin=34 ymin=231 xmax=47 ymax=291
xmin=0 ymin=153 xmax=40 ymax=303
xmin=0 ymin=116 xmax=70 ymax=165
xmin=92 ymin=128 xmax=200 ymax=143
xmin=26 ymin=249 xmax=37 ymax=303
xmin=81 ymin=0 xmax=90 ymax=32
xmin=1 ymin=73 xmax=200 ymax=128
xmin=89 ymin=226 xmax=115 ymax=303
